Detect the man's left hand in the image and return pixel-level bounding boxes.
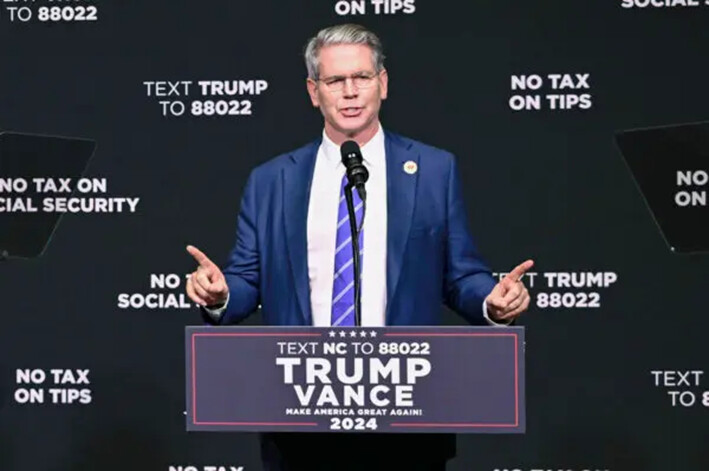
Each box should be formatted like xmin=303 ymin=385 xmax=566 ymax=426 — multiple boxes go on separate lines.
xmin=485 ymin=259 xmax=534 ymax=323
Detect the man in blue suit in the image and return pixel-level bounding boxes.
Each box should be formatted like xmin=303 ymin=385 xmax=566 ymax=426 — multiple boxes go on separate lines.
xmin=186 ymin=23 xmax=532 ymax=471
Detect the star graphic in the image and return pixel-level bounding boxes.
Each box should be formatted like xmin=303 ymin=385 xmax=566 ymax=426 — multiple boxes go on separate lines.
xmin=359 ymin=331 xmax=368 ymax=338
xmin=328 ymin=331 xmax=336 ymax=338
xmin=369 ymin=331 xmax=377 ymax=338
xmin=349 ymin=331 xmax=358 ymax=338
xmin=339 ymin=331 xmax=347 ymax=338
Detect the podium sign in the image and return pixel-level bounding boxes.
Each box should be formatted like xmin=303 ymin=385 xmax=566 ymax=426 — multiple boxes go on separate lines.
xmin=186 ymin=326 xmax=525 ymax=434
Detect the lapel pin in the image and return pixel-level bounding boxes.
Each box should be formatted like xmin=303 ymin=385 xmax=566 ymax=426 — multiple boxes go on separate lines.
xmin=403 ymin=161 xmax=418 ymax=175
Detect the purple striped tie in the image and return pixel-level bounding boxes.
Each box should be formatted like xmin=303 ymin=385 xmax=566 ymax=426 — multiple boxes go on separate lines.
xmin=331 ymin=174 xmax=364 ymax=327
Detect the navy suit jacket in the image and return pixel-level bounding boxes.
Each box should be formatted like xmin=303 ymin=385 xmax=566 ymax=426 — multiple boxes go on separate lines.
xmin=215 ymin=131 xmax=496 ymax=327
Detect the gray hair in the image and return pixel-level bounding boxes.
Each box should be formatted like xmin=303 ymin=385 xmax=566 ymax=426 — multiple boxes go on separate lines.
xmin=304 ymin=24 xmax=385 ymax=79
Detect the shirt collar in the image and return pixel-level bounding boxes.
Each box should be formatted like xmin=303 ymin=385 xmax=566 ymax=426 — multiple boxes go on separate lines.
xmin=321 ymin=123 xmax=385 ymax=169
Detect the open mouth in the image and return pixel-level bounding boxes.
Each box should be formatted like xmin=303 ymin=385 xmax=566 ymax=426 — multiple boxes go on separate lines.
xmin=340 ymin=107 xmax=363 ymax=118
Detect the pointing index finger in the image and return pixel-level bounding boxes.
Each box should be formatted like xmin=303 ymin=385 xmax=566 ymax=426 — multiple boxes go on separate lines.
xmin=186 ymin=245 xmax=215 ymax=269
xmin=505 ymin=259 xmax=534 ymax=283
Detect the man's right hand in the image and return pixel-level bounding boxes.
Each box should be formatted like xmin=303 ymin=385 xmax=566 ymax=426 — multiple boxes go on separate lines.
xmin=185 ymin=245 xmax=229 ymax=307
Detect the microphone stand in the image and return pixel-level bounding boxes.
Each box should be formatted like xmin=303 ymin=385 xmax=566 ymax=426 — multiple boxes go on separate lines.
xmin=343 ymin=182 xmax=364 ymax=327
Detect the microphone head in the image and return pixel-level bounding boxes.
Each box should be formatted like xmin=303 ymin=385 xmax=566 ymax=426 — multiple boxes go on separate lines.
xmin=340 ymin=140 xmax=369 ymax=191
xmin=340 ymin=140 xmax=362 ymax=167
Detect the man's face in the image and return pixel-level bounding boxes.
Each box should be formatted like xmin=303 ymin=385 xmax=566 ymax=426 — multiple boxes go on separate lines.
xmin=307 ymin=44 xmax=388 ymax=142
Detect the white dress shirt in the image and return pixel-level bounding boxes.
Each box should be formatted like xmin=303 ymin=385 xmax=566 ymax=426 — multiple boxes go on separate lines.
xmin=307 ymin=126 xmax=387 ymax=327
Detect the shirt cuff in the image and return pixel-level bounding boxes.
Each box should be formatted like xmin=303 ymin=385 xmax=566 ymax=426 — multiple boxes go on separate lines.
xmin=203 ymin=291 xmax=229 ymax=321
xmin=482 ymin=300 xmax=512 ymax=326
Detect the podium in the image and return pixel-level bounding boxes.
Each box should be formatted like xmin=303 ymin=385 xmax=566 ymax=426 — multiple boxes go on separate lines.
xmin=185 ymin=326 xmax=525 ymax=434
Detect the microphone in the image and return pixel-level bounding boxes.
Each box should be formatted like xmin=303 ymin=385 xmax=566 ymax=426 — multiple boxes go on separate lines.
xmin=340 ymin=140 xmax=369 ymax=202
xmin=339 ymin=140 xmax=367 ymax=326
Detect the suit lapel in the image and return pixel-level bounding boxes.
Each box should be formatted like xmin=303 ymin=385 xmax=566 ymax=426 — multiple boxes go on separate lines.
xmin=385 ymin=133 xmax=419 ymax=319
xmin=282 ymin=139 xmax=320 ymax=325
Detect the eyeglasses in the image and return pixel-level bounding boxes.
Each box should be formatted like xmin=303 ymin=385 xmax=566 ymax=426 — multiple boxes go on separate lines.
xmin=316 ymin=72 xmax=378 ymax=93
